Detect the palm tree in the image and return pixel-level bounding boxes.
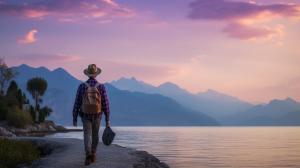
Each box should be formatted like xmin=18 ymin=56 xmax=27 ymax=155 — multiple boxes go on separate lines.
xmin=26 ymin=77 xmax=47 ymax=122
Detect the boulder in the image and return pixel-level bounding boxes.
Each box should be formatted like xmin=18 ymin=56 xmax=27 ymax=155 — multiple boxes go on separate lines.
xmin=0 ymin=126 xmax=16 ymax=137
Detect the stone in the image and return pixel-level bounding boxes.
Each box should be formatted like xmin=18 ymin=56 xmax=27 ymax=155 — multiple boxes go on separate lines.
xmin=0 ymin=126 xmax=16 ymax=137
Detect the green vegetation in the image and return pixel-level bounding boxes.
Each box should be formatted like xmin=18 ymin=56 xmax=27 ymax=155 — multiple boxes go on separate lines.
xmin=27 ymin=77 xmax=52 ymax=122
xmin=0 ymin=59 xmax=52 ymax=127
xmin=0 ymin=139 xmax=40 ymax=168
xmin=0 ymin=79 xmax=33 ymax=128
xmin=0 ymin=96 xmax=8 ymax=120
xmin=39 ymin=106 xmax=53 ymax=122
xmin=6 ymin=107 xmax=32 ymax=128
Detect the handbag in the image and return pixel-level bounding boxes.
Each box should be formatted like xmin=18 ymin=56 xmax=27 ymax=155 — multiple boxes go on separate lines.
xmin=102 ymin=127 xmax=116 ymax=146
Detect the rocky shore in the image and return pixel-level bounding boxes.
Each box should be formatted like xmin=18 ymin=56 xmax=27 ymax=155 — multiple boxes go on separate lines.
xmin=18 ymin=137 xmax=169 ymax=168
xmin=0 ymin=120 xmax=81 ymax=137
xmin=1 ymin=121 xmax=170 ymax=168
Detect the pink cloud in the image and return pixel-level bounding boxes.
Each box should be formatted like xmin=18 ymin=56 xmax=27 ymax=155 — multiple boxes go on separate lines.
xmin=17 ymin=29 xmax=38 ymax=44
xmin=222 ymin=22 xmax=283 ymax=40
xmin=0 ymin=0 xmax=134 ymax=21
xmin=188 ymin=0 xmax=300 ymax=40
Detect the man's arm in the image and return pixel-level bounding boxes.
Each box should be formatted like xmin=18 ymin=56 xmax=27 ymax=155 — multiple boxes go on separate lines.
xmin=72 ymin=84 xmax=83 ymax=126
xmin=100 ymin=84 xmax=110 ymax=127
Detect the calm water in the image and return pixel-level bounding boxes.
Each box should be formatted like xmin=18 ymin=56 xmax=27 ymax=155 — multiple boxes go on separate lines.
xmin=47 ymin=127 xmax=300 ymax=168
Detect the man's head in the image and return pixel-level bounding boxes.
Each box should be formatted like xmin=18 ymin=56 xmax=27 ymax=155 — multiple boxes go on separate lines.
xmin=84 ymin=64 xmax=101 ymax=78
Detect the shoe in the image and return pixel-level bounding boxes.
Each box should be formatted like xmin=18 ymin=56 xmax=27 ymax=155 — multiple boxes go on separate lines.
xmin=91 ymin=153 xmax=96 ymax=163
xmin=85 ymin=155 xmax=92 ymax=166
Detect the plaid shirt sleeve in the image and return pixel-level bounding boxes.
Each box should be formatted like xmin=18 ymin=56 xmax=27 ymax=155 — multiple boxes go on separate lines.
xmin=72 ymin=83 xmax=84 ymax=123
xmin=100 ymin=84 xmax=110 ymax=122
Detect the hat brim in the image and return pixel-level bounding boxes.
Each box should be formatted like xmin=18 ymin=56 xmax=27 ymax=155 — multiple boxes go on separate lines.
xmin=84 ymin=68 xmax=101 ymax=78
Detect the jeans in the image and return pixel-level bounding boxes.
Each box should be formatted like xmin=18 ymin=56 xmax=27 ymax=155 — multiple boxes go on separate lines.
xmin=81 ymin=117 xmax=101 ymax=155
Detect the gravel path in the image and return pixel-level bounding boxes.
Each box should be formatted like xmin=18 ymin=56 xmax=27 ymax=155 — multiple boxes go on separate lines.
xmin=21 ymin=137 xmax=169 ymax=168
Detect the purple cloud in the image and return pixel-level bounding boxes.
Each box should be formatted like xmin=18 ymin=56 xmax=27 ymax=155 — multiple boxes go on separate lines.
xmin=187 ymin=0 xmax=300 ymax=40
xmin=188 ymin=0 xmax=300 ymax=21
xmin=0 ymin=0 xmax=134 ymax=21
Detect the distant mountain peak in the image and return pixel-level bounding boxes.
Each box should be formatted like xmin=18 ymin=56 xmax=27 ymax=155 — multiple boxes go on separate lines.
xmin=15 ymin=64 xmax=50 ymax=73
xmin=37 ymin=66 xmax=49 ymax=70
xmin=269 ymin=97 xmax=299 ymax=105
xmin=115 ymin=76 xmax=137 ymax=82
xmin=285 ymin=97 xmax=298 ymax=103
xmin=18 ymin=64 xmax=31 ymax=69
xmin=197 ymin=89 xmax=245 ymax=103
xmin=158 ymin=82 xmax=191 ymax=95
xmin=52 ymin=67 xmax=67 ymax=73
xmin=112 ymin=77 xmax=146 ymax=85
xmin=205 ymin=89 xmax=219 ymax=94
xmin=158 ymin=82 xmax=178 ymax=88
xmin=198 ymin=89 xmax=227 ymax=97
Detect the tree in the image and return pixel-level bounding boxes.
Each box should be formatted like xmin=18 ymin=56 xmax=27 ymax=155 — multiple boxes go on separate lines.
xmin=0 ymin=95 xmax=8 ymax=120
xmin=26 ymin=77 xmax=47 ymax=122
xmin=5 ymin=80 xmax=19 ymax=108
xmin=39 ymin=106 xmax=52 ymax=122
xmin=6 ymin=80 xmax=28 ymax=109
xmin=0 ymin=58 xmax=17 ymax=95
xmin=6 ymin=80 xmax=18 ymax=96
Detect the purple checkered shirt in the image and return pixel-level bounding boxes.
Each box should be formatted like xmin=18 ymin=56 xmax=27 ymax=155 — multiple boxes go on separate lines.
xmin=72 ymin=78 xmax=110 ymax=123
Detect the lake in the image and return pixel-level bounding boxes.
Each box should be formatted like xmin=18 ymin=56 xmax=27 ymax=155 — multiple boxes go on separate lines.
xmin=47 ymin=127 xmax=300 ymax=168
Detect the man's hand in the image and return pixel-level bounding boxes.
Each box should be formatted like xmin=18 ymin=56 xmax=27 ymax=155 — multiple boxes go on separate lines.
xmin=106 ymin=121 xmax=110 ymax=128
xmin=73 ymin=120 xmax=77 ymax=127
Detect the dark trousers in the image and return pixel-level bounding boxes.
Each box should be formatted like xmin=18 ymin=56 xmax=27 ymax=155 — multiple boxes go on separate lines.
xmin=81 ymin=117 xmax=101 ymax=155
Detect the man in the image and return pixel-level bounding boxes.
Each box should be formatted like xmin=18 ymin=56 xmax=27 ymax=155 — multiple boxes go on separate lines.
xmin=72 ymin=64 xmax=110 ymax=166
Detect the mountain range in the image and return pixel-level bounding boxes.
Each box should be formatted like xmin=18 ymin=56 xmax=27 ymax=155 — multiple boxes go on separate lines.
xmin=111 ymin=77 xmax=300 ymax=125
xmin=9 ymin=64 xmax=300 ymax=126
xmin=111 ymin=77 xmax=253 ymax=119
xmin=224 ymin=98 xmax=300 ymax=125
xmin=11 ymin=64 xmax=218 ymax=126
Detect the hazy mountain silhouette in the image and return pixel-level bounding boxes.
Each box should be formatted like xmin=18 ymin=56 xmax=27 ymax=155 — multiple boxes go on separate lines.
xmin=11 ymin=64 xmax=218 ymax=126
xmin=111 ymin=77 xmax=300 ymax=125
xmin=11 ymin=65 xmax=299 ymax=126
xmin=11 ymin=64 xmax=81 ymax=124
xmin=224 ymin=98 xmax=300 ymax=125
xmin=111 ymin=77 xmax=253 ymax=119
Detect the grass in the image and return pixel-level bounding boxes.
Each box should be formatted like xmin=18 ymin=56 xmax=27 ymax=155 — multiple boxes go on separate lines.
xmin=0 ymin=139 xmax=40 ymax=168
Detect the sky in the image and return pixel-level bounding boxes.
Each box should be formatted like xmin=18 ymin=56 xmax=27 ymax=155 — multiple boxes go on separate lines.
xmin=0 ymin=0 xmax=300 ymax=103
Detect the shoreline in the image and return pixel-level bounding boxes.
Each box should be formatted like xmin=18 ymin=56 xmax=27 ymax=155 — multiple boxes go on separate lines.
xmin=17 ymin=137 xmax=169 ymax=168
xmin=0 ymin=120 xmax=83 ymax=137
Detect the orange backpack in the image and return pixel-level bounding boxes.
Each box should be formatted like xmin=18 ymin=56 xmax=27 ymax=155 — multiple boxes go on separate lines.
xmin=82 ymin=82 xmax=102 ymax=114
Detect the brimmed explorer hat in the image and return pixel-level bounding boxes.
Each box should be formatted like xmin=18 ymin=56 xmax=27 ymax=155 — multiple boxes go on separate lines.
xmin=83 ymin=64 xmax=102 ymax=78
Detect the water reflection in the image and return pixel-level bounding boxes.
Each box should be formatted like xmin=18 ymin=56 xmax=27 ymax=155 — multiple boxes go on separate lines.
xmin=47 ymin=127 xmax=300 ymax=168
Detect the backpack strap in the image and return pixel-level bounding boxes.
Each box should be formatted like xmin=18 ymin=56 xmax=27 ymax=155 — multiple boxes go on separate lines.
xmin=94 ymin=83 xmax=100 ymax=88
xmin=84 ymin=82 xmax=100 ymax=89
xmin=84 ymin=82 xmax=90 ymax=88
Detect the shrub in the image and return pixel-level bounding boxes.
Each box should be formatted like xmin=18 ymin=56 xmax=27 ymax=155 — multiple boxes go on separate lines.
xmin=6 ymin=107 xmax=33 ymax=128
xmin=0 ymin=139 xmax=40 ymax=168
xmin=0 ymin=104 xmax=8 ymax=120
xmin=39 ymin=106 xmax=53 ymax=122
xmin=0 ymin=96 xmax=8 ymax=120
